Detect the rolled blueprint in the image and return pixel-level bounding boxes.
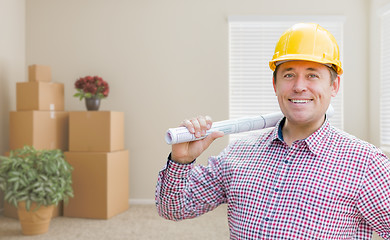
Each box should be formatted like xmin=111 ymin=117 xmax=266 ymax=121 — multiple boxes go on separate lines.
xmin=165 ymin=105 xmax=334 ymax=145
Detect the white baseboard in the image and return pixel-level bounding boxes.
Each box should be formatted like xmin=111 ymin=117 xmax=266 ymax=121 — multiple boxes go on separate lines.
xmin=129 ymin=198 xmax=155 ymax=205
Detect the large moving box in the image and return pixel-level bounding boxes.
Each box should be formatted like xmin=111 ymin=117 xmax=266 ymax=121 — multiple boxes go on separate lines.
xmin=9 ymin=111 xmax=69 ymax=151
xmin=64 ymin=150 xmax=129 ymax=219
xmin=69 ymin=111 xmax=124 ymax=152
xmin=16 ymin=82 xmax=64 ymax=111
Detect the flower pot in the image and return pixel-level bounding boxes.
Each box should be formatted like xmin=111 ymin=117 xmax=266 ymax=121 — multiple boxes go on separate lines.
xmin=17 ymin=202 xmax=54 ymax=235
xmin=85 ymin=97 xmax=101 ymax=111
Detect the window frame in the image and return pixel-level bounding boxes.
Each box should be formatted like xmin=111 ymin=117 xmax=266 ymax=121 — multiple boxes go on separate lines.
xmin=379 ymin=5 xmax=390 ymax=150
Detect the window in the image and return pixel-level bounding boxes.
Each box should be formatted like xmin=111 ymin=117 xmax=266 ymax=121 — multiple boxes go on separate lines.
xmin=229 ymin=16 xmax=344 ymax=142
xmin=380 ymin=7 xmax=390 ymax=150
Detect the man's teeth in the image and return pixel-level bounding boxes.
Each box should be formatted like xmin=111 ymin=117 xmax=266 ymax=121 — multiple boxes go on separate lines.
xmin=291 ymin=99 xmax=311 ymax=103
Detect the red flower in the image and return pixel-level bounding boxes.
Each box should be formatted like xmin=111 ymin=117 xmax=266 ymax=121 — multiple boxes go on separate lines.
xmin=102 ymin=82 xmax=109 ymax=97
xmin=83 ymin=83 xmax=97 ymax=94
xmin=75 ymin=78 xmax=85 ymax=89
xmin=74 ymin=75 xmax=109 ymax=100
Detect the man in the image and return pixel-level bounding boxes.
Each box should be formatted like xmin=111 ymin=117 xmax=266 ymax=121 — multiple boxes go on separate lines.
xmin=155 ymin=23 xmax=390 ymax=239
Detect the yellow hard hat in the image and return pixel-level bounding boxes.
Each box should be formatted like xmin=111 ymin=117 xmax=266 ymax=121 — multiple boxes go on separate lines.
xmin=269 ymin=23 xmax=343 ymax=75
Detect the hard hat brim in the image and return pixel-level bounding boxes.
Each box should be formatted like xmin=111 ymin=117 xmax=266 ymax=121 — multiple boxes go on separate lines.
xmin=269 ymin=54 xmax=343 ymax=75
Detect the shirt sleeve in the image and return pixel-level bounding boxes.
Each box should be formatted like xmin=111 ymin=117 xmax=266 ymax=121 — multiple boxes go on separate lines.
xmin=155 ymin=148 xmax=229 ymax=221
xmin=357 ymin=150 xmax=390 ymax=239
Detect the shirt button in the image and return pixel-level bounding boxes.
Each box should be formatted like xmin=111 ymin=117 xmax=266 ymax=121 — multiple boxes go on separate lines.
xmin=265 ymin=217 xmax=270 ymax=221
xmin=275 ymin=188 xmax=279 ymax=192
xmin=284 ymin=160 xmax=289 ymax=164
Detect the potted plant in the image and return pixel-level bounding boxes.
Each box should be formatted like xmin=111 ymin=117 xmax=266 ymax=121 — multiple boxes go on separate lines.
xmin=0 ymin=146 xmax=74 ymax=235
xmin=73 ymin=75 xmax=109 ymax=111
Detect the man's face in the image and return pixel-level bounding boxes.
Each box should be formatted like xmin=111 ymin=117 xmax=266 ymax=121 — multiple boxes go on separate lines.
xmin=273 ymin=60 xmax=340 ymax=127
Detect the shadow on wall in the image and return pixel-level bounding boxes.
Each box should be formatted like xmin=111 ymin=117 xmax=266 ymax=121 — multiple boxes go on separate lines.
xmin=0 ymin=61 xmax=12 ymax=210
xmin=0 ymin=62 xmax=11 ymax=153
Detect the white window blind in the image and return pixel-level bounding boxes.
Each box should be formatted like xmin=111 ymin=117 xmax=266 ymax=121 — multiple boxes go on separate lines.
xmin=380 ymin=8 xmax=390 ymax=149
xmin=229 ymin=17 xmax=344 ymax=142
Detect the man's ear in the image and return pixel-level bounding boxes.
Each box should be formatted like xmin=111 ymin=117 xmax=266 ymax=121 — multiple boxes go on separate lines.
xmin=331 ymin=76 xmax=341 ymax=97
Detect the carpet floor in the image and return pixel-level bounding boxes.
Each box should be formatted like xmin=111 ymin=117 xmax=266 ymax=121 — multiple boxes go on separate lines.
xmin=0 ymin=204 xmax=384 ymax=240
xmin=0 ymin=204 xmax=229 ymax=240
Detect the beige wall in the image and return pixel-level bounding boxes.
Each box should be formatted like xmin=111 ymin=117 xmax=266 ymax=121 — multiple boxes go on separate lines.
xmin=0 ymin=0 xmax=25 ymax=210
xmin=24 ymin=0 xmax=371 ymax=202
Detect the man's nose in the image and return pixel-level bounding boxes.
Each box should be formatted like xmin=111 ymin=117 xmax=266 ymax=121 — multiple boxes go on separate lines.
xmin=292 ymin=76 xmax=307 ymax=92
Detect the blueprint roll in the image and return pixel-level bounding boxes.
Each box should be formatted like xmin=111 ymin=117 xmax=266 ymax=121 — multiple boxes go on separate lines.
xmin=165 ymin=112 xmax=283 ymax=145
xmin=165 ymin=105 xmax=334 ymax=145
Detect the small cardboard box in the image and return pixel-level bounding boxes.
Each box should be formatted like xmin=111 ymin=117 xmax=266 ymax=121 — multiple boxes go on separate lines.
xmin=16 ymin=82 xmax=64 ymax=111
xmin=64 ymin=150 xmax=129 ymax=219
xmin=69 ymin=111 xmax=124 ymax=152
xmin=9 ymin=111 xmax=69 ymax=151
xmin=3 ymin=201 xmax=63 ymax=219
xmin=28 ymin=64 xmax=51 ymax=82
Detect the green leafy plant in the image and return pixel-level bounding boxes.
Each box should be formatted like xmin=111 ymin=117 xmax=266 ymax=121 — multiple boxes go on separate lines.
xmin=0 ymin=146 xmax=74 ymax=211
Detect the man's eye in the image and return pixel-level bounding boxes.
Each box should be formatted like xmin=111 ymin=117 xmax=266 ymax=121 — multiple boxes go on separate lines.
xmin=308 ymin=74 xmax=319 ymax=79
xmin=284 ymin=73 xmax=294 ymax=78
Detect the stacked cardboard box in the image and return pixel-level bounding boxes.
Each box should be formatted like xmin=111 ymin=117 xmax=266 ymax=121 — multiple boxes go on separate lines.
xmin=4 ymin=65 xmax=68 ymax=219
xmin=64 ymin=111 xmax=129 ymax=219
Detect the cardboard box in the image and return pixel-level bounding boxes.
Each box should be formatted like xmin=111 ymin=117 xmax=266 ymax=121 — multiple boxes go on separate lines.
xmin=69 ymin=111 xmax=124 ymax=152
xmin=64 ymin=150 xmax=129 ymax=219
xmin=16 ymin=82 xmax=64 ymax=111
xmin=9 ymin=111 xmax=69 ymax=151
xmin=3 ymin=201 xmax=63 ymax=219
xmin=28 ymin=64 xmax=51 ymax=82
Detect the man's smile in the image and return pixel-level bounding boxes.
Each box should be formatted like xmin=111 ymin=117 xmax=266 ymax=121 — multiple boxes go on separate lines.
xmin=289 ymin=99 xmax=313 ymax=104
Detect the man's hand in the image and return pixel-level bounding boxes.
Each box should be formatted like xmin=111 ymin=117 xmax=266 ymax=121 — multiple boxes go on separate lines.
xmin=170 ymin=115 xmax=224 ymax=164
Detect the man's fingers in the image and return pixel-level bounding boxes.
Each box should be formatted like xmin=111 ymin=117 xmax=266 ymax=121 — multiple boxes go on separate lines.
xmin=180 ymin=115 xmax=213 ymax=138
xmin=205 ymin=115 xmax=213 ymax=130
xmin=181 ymin=119 xmax=195 ymax=133
xmin=197 ymin=116 xmax=209 ymax=136
xmin=171 ymin=115 xmax=220 ymax=164
xmin=190 ymin=118 xmax=202 ymax=138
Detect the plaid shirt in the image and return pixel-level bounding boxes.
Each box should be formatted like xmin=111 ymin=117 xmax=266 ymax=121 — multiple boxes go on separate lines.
xmin=156 ymin=118 xmax=390 ymax=239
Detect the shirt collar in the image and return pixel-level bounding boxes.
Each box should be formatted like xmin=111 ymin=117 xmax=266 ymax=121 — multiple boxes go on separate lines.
xmin=269 ymin=116 xmax=331 ymax=156
xmin=270 ymin=117 xmax=285 ymax=143
xmin=277 ymin=118 xmax=286 ymax=141
xmin=304 ymin=117 xmax=331 ymax=156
